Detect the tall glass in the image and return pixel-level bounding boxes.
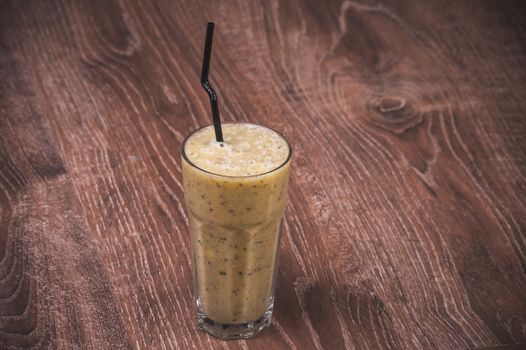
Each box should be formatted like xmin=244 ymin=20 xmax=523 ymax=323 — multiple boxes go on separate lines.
xmin=181 ymin=123 xmax=292 ymax=339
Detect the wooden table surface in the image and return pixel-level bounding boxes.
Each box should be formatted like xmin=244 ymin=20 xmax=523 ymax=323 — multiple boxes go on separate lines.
xmin=1 ymin=0 xmax=525 ymax=349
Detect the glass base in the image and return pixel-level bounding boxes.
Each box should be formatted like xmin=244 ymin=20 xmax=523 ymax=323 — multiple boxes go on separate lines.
xmin=196 ymin=298 xmax=274 ymax=339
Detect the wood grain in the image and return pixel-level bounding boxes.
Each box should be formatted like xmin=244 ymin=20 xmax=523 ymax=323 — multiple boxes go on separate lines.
xmin=1 ymin=0 xmax=525 ymax=349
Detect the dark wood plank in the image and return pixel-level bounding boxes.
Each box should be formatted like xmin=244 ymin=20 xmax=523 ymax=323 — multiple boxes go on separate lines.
xmin=1 ymin=0 xmax=525 ymax=349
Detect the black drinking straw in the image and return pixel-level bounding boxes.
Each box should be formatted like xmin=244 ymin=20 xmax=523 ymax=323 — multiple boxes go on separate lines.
xmin=200 ymin=22 xmax=224 ymax=142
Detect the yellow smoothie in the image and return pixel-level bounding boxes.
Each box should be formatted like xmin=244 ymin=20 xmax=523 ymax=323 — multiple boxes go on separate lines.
xmin=182 ymin=123 xmax=291 ymax=324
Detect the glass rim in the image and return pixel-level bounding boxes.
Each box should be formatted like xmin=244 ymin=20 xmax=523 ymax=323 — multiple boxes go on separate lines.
xmin=181 ymin=122 xmax=292 ymax=179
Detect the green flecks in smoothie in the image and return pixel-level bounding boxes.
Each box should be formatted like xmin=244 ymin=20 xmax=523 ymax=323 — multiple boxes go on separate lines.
xmin=219 ymin=271 xmax=226 ymax=275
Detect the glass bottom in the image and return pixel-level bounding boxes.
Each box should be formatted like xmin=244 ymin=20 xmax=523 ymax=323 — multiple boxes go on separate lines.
xmin=196 ymin=297 xmax=274 ymax=339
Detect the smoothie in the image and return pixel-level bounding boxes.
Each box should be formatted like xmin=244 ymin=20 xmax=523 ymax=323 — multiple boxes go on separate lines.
xmin=182 ymin=123 xmax=291 ymax=332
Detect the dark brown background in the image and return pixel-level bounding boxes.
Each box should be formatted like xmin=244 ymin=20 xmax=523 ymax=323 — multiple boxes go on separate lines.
xmin=1 ymin=0 xmax=525 ymax=349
